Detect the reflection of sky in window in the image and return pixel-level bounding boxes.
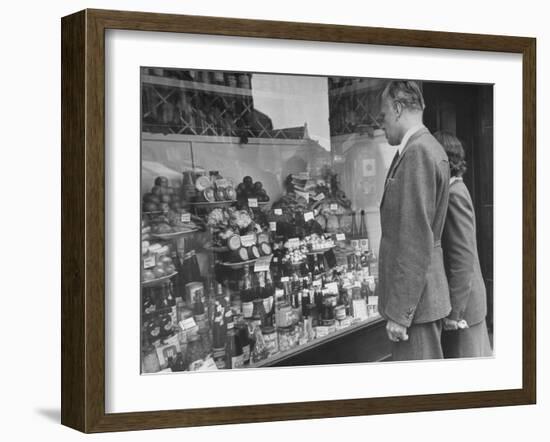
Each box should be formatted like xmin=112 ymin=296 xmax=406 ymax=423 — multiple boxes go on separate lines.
xmin=251 ymin=74 xmax=330 ymax=151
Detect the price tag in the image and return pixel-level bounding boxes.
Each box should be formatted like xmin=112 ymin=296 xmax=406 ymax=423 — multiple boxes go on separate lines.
xmin=352 ymin=299 xmax=368 ymax=320
xmin=275 ymin=289 xmax=284 ymax=299
xmin=254 ymin=254 xmax=273 ymax=272
xmin=248 ymin=198 xmax=258 ymax=208
xmin=280 ymin=276 xmax=290 ymax=283
xmin=143 ymin=256 xmax=156 ymax=269
xmin=287 ymin=238 xmax=300 ymax=249
xmin=336 ymin=233 xmax=346 ymax=241
xmin=269 ymin=221 xmax=277 ymax=231
xmin=240 ymin=234 xmax=256 ymax=247
xmin=325 ymin=282 xmax=339 ymax=294
xmin=274 ymin=208 xmax=283 ymax=216
xmin=330 ymin=203 xmax=338 ymax=211
xmin=312 ymin=279 xmax=322 ymax=287
xmin=313 ymin=192 xmax=325 ymax=201
xmin=304 ymin=212 xmax=314 ymax=222
xmin=180 ymin=213 xmax=191 ymax=223
xmin=295 ymin=190 xmax=309 ymax=202
xmin=368 ymin=295 xmax=379 ymax=306
xmin=179 ymin=317 xmax=197 ymax=331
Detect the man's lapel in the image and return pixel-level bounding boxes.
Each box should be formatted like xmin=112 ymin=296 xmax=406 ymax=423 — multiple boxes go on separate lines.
xmin=380 ymin=127 xmax=429 ymax=208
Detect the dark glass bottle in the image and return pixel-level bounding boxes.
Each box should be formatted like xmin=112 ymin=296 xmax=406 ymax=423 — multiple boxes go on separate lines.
xmin=225 ymin=322 xmax=244 ymax=369
xmin=350 ymin=211 xmax=358 ymax=239
xmin=358 ymin=209 xmax=367 ymax=238
xmin=241 ymin=265 xmax=253 ymax=318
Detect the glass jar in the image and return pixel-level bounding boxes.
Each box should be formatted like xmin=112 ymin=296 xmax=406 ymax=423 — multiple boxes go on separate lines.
xmin=261 ymin=325 xmax=278 ymax=356
xmin=277 ymin=324 xmax=296 ymax=352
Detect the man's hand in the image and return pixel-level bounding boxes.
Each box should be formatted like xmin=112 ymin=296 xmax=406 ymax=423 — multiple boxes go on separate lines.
xmin=386 ymin=320 xmax=409 ymax=342
xmin=443 ymin=318 xmax=469 ymax=331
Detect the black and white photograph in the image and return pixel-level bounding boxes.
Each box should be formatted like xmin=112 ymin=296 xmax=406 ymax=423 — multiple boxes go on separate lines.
xmin=140 ymin=68 xmax=494 ymax=373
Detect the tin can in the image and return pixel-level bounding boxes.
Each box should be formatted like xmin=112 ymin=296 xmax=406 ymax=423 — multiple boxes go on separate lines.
xmin=275 ymin=302 xmax=294 ymax=327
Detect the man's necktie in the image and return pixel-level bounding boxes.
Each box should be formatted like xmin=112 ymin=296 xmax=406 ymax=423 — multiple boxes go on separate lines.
xmin=385 ymin=149 xmax=400 ymax=186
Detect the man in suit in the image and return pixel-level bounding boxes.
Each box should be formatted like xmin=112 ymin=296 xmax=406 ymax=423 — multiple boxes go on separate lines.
xmin=377 ymin=80 xmax=451 ymax=360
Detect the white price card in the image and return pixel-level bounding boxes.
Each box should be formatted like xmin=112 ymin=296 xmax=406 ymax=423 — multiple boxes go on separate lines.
xmin=269 ymin=221 xmax=277 ymax=231
xmin=330 ymin=203 xmax=338 ymax=211
xmin=275 ymin=289 xmax=285 ymax=299
xmin=179 ymin=317 xmax=197 ymax=331
xmin=274 ymin=208 xmax=283 ymax=215
xmin=325 ymin=282 xmax=339 ymax=294
xmin=180 ymin=213 xmax=191 ymax=223
xmin=287 ymin=238 xmax=300 ymax=249
xmin=304 ymin=212 xmax=314 ymax=222
xmin=280 ymin=276 xmax=290 ymax=282
xmin=254 ymin=254 xmax=273 ymax=272
xmin=143 ymin=256 xmax=156 ymax=269
xmin=240 ymin=234 xmax=256 ymax=247
xmin=248 ymin=198 xmax=258 ymax=208
xmin=314 ymin=192 xmax=325 ymax=201
xmin=336 ymin=233 xmax=346 ymax=241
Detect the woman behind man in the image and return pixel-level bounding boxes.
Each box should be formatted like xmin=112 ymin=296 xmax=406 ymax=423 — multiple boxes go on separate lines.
xmin=434 ymin=131 xmax=492 ymax=358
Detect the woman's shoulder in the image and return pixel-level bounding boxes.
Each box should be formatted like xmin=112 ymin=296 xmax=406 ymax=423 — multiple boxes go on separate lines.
xmin=449 ymin=179 xmax=473 ymax=205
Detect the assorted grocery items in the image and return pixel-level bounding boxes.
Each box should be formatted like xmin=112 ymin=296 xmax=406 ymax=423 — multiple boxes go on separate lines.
xmin=141 ymin=167 xmax=379 ymax=374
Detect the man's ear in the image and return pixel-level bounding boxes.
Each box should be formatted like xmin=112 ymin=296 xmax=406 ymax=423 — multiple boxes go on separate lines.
xmin=393 ymin=101 xmax=403 ymax=119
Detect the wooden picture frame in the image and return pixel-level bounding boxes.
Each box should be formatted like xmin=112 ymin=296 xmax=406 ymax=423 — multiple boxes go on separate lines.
xmin=61 ymin=8 xmax=536 ymax=433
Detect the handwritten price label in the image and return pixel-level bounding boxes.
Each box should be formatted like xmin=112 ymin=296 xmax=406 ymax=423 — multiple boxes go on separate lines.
xmin=248 ymin=198 xmax=258 ymax=208
xmin=330 ymin=203 xmax=338 ymax=211
xmin=304 ymin=212 xmax=314 ymax=222
xmin=274 ymin=208 xmax=283 ymax=215
xmin=254 ymin=255 xmax=273 ymax=272
xmin=143 ymin=256 xmax=156 ymax=269
xmin=240 ymin=234 xmax=256 ymax=247
xmin=269 ymin=221 xmax=277 ymax=231
xmin=336 ymin=233 xmax=346 ymax=241
xmin=180 ymin=213 xmax=191 ymax=223
xmin=313 ymin=193 xmax=325 ymax=201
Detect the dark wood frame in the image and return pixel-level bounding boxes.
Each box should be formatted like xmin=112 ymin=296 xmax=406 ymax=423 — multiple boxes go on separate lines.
xmin=61 ymin=9 xmax=536 ymax=433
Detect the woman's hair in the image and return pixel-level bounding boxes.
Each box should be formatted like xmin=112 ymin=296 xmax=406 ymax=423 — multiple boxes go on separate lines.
xmin=433 ymin=130 xmax=467 ymax=177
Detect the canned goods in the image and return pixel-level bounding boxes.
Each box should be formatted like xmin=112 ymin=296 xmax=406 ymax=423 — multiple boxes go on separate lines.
xmin=334 ymin=305 xmax=346 ymax=321
xmin=275 ymin=302 xmax=294 ymax=327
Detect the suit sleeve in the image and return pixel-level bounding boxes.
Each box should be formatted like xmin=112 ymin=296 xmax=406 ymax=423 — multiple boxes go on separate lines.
xmin=383 ymin=148 xmax=440 ymax=327
xmin=442 ymin=187 xmax=477 ymax=321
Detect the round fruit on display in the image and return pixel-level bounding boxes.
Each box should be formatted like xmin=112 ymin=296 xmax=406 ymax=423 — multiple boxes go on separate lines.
xmin=154 ymin=176 xmax=169 ymax=187
xmin=143 ymin=202 xmax=159 ymax=212
xmin=142 ymin=269 xmax=156 ymax=281
xmin=153 ymin=267 xmax=166 ymax=278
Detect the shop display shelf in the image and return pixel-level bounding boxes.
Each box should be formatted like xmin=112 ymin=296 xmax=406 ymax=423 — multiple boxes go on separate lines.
xmin=186 ymin=200 xmax=236 ymax=209
xmin=150 ymin=228 xmax=199 ymax=240
xmin=249 ymin=314 xmax=383 ymax=368
xmin=141 ymin=271 xmax=178 ymax=287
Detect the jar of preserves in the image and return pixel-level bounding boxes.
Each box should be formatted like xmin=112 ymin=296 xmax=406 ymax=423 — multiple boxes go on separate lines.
xmin=261 ymin=325 xmax=278 ymax=356
xmin=277 ymin=324 xmax=296 ymax=352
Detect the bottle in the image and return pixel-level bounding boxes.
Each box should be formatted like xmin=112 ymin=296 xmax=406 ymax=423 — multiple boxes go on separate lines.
xmin=225 ymin=322 xmax=244 ymax=369
xmin=358 ymin=209 xmax=369 ymax=251
xmin=235 ymin=322 xmax=251 ymax=364
xmin=350 ymin=211 xmax=358 ymax=238
xmin=241 ymin=265 xmax=254 ymax=318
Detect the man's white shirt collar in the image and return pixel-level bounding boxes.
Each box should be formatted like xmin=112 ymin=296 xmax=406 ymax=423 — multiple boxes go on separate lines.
xmin=397 ymin=124 xmax=425 ymax=155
